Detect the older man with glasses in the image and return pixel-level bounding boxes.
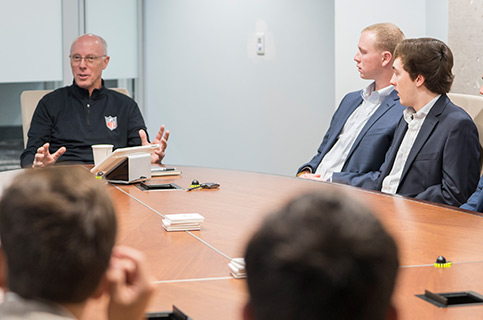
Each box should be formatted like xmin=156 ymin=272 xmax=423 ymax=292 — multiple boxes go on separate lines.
xmin=20 ymin=34 xmax=169 ymax=168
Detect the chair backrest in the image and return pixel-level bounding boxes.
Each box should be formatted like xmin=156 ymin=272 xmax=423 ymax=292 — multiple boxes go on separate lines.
xmin=111 ymin=87 xmax=130 ymax=97
xmin=20 ymin=90 xmax=53 ymax=148
xmin=448 ymin=92 xmax=483 ymax=175
xmin=20 ymin=88 xmax=130 ymax=148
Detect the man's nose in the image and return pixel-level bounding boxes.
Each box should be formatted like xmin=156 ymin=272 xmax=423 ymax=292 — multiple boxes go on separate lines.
xmin=78 ymin=58 xmax=88 ymax=68
xmin=354 ymin=52 xmax=360 ymax=62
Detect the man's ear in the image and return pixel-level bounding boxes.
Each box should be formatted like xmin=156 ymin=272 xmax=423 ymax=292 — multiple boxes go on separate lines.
xmin=243 ymin=301 xmax=255 ymax=320
xmin=415 ymin=74 xmax=426 ymax=87
xmin=102 ymin=56 xmax=110 ymax=70
xmin=381 ymin=51 xmax=392 ymax=67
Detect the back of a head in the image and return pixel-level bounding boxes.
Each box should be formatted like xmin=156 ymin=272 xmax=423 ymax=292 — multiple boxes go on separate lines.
xmin=0 ymin=167 xmax=117 ymax=303
xmin=244 ymin=191 xmax=399 ymax=320
xmin=363 ymin=22 xmax=405 ymax=55
xmin=394 ymin=37 xmax=454 ymax=94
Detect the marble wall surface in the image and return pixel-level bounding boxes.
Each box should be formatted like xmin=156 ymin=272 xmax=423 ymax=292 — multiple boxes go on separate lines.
xmin=449 ymin=0 xmax=483 ymax=95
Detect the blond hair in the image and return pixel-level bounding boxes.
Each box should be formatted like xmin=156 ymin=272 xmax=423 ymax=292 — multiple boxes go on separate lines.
xmin=363 ymin=23 xmax=405 ymax=55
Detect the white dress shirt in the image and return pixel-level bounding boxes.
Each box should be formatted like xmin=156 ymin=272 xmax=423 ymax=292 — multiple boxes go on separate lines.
xmin=315 ymin=83 xmax=394 ymax=180
xmin=381 ymin=95 xmax=441 ymax=194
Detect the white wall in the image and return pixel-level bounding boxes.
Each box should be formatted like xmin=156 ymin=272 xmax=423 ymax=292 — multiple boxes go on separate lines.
xmin=144 ymin=0 xmax=334 ymax=176
xmin=0 ymin=0 xmax=62 ymax=126
xmin=426 ymin=0 xmax=448 ymax=43
xmin=85 ymin=0 xmax=138 ymax=80
xmin=0 ymin=0 xmax=62 ymax=83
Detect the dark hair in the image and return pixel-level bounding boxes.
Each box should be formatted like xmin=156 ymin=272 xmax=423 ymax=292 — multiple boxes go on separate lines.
xmin=244 ymin=191 xmax=399 ymax=320
xmin=0 ymin=167 xmax=117 ymax=303
xmin=394 ymin=38 xmax=454 ymax=94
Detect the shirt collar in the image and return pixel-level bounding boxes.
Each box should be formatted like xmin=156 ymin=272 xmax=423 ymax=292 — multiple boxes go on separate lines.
xmin=361 ymin=82 xmax=394 ymax=104
xmin=403 ymin=94 xmax=441 ymax=123
xmin=71 ymin=79 xmax=106 ymax=100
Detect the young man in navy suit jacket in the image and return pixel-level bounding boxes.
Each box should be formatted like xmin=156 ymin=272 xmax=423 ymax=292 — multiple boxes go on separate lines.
xmin=297 ymin=23 xmax=405 ymax=185
xmin=367 ymin=38 xmax=480 ymax=207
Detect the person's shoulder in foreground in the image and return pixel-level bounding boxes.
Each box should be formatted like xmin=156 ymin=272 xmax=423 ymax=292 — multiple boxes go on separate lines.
xmin=0 ymin=166 xmax=154 ymax=320
xmin=297 ymin=23 xmax=405 ymax=186
xmin=376 ymin=37 xmax=480 ymax=207
xmin=242 ymin=191 xmax=399 ymax=320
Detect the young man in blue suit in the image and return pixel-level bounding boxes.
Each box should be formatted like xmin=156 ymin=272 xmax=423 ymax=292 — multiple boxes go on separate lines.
xmin=369 ymin=38 xmax=480 ymax=207
xmin=297 ymin=23 xmax=405 ymax=184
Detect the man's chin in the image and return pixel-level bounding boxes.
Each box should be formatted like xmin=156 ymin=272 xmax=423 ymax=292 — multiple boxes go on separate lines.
xmin=399 ymin=98 xmax=409 ymax=107
xmin=75 ymin=81 xmax=91 ymax=90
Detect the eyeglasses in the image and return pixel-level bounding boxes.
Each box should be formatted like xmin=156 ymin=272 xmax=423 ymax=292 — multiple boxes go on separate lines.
xmin=69 ymin=54 xmax=106 ymax=65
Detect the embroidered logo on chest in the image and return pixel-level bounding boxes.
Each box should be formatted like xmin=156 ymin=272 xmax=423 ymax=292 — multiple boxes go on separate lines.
xmin=105 ymin=116 xmax=118 ymax=131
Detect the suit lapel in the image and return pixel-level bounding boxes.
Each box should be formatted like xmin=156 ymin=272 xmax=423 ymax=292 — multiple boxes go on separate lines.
xmin=346 ymin=90 xmax=399 ymax=161
xmin=398 ymin=95 xmax=447 ymax=184
xmin=379 ymin=118 xmax=407 ymax=182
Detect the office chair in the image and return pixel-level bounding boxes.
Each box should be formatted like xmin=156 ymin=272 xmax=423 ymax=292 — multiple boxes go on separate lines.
xmin=448 ymin=92 xmax=483 ymax=175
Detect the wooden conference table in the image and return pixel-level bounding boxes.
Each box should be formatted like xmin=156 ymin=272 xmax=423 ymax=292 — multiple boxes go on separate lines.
xmin=2 ymin=165 xmax=483 ymax=319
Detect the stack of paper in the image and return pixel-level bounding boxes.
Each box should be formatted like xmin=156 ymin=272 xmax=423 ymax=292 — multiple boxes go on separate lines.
xmin=162 ymin=213 xmax=204 ymax=231
xmin=228 ymin=258 xmax=246 ymax=279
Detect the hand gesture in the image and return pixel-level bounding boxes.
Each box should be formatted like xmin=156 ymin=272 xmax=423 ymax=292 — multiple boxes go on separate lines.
xmin=32 ymin=142 xmax=66 ymax=168
xmin=139 ymin=125 xmax=170 ymax=164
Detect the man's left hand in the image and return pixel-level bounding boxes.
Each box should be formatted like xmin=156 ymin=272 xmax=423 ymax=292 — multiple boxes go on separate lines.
xmin=139 ymin=125 xmax=170 ymax=164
